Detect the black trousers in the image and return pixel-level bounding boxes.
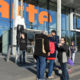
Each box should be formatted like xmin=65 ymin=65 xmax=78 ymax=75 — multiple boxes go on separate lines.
xmin=60 ymin=63 xmax=69 ymax=80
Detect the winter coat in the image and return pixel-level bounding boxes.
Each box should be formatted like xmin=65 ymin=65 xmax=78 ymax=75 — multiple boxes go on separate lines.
xmin=34 ymin=34 xmax=50 ymax=58
xmin=57 ymin=43 xmax=70 ymax=63
xmin=19 ymin=37 xmax=27 ymax=50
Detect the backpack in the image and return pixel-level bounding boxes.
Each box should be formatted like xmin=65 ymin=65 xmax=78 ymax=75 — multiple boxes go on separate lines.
xmin=35 ymin=38 xmax=46 ymax=54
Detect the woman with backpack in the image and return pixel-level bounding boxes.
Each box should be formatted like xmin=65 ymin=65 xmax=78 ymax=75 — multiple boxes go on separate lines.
xmin=47 ymin=36 xmax=56 ymax=79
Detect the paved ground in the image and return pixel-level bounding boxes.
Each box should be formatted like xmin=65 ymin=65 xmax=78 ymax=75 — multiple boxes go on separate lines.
xmin=0 ymin=55 xmax=36 ymax=80
xmin=70 ymin=52 xmax=80 ymax=80
xmin=0 ymin=52 xmax=80 ymax=80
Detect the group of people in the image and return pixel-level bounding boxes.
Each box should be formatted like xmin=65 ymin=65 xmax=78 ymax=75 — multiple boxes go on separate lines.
xmin=17 ymin=30 xmax=77 ymax=80
xmin=34 ymin=30 xmax=77 ymax=80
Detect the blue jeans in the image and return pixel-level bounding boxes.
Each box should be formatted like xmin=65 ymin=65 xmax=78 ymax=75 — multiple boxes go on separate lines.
xmin=20 ymin=50 xmax=25 ymax=63
xmin=48 ymin=60 xmax=55 ymax=77
xmin=36 ymin=56 xmax=46 ymax=79
xmin=60 ymin=63 xmax=69 ymax=80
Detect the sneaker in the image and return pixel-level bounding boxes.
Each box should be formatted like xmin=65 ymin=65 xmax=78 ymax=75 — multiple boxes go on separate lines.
xmin=48 ymin=75 xmax=54 ymax=79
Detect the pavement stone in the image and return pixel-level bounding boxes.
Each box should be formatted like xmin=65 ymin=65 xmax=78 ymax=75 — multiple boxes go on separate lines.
xmin=0 ymin=52 xmax=80 ymax=80
xmin=0 ymin=57 xmax=36 ymax=80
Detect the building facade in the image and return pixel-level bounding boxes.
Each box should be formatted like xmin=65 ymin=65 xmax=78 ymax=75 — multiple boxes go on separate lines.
xmin=0 ymin=0 xmax=80 ymax=54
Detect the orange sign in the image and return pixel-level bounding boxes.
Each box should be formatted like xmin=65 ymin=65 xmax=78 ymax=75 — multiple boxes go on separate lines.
xmin=0 ymin=0 xmax=52 ymax=24
xmin=0 ymin=0 xmax=9 ymax=18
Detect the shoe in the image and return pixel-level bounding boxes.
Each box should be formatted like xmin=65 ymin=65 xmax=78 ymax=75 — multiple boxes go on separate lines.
xmin=68 ymin=69 xmax=72 ymax=74
xmin=48 ymin=75 xmax=54 ymax=79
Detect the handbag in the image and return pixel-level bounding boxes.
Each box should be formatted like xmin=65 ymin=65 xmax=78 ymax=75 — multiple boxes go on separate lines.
xmin=68 ymin=58 xmax=74 ymax=66
xmin=62 ymin=52 xmax=68 ymax=63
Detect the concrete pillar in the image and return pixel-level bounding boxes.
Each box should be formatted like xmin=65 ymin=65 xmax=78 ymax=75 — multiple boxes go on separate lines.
xmin=57 ymin=0 xmax=61 ymax=39
xmin=12 ymin=0 xmax=18 ymax=56
xmin=70 ymin=9 xmax=74 ymax=30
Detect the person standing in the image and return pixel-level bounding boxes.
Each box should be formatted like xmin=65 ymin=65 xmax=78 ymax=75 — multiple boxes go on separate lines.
xmin=51 ymin=30 xmax=59 ymax=50
xmin=50 ymin=30 xmax=59 ymax=68
xmin=34 ymin=33 xmax=50 ymax=80
xmin=47 ymin=37 xmax=56 ymax=79
xmin=69 ymin=41 xmax=77 ymax=63
xmin=57 ymin=37 xmax=70 ymax=80
xmin=19 ymin=33 xmax=27 ymax=64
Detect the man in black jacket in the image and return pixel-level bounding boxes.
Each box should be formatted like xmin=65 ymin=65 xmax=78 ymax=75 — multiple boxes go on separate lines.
xmin=34 ymin=33 xmax=50 ymax=80
xmin=19 ymin=33 xmax=27 ymax=64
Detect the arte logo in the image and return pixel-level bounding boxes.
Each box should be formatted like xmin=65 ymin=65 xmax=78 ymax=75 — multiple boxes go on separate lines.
xmin=0 ymin=0 xmax=52 ymax=24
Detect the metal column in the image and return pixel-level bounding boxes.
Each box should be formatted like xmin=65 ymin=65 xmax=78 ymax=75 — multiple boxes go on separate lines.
xmin=12 ymin=0 xmax=18 ymax=56
xmin=57 ymin=0 xmax=61 ymax=39
xmin=70 ymin=9 xmax=74 ymax=30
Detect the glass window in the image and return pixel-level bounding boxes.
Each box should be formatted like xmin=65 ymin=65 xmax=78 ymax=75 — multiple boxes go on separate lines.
xmin=48 ymin=2 xmax=57 ymax=34
xmin=61 ymin=31 xmax=66 ymax=37
xmin=61 ymin=6 xmax=71 ymax=45
xmin=49 ymin=10 xmax=57 ymax=33
xmin=77 ymin=16 xmax=80 ymax=29
xmin=61 ymin=14 xmax=66 ymax=30
xmin=73 ymin=15 xmax=76 ymax=29
xmin=73 ymin=14 xmax=80 ymax=29
xmin=23 ymin=0 xmax=57 ymax=33
xmin=66 ymin=31 xmax=71 ymax=45
xmin=61 ymin=7 xmax=70 ymax=31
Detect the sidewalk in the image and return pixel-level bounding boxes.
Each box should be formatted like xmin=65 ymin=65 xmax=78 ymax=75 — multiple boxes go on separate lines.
xmin=0 ymin=57 xmax=36 ymax=80
xmin=0 ymin=52 xmax=80 ymax=80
